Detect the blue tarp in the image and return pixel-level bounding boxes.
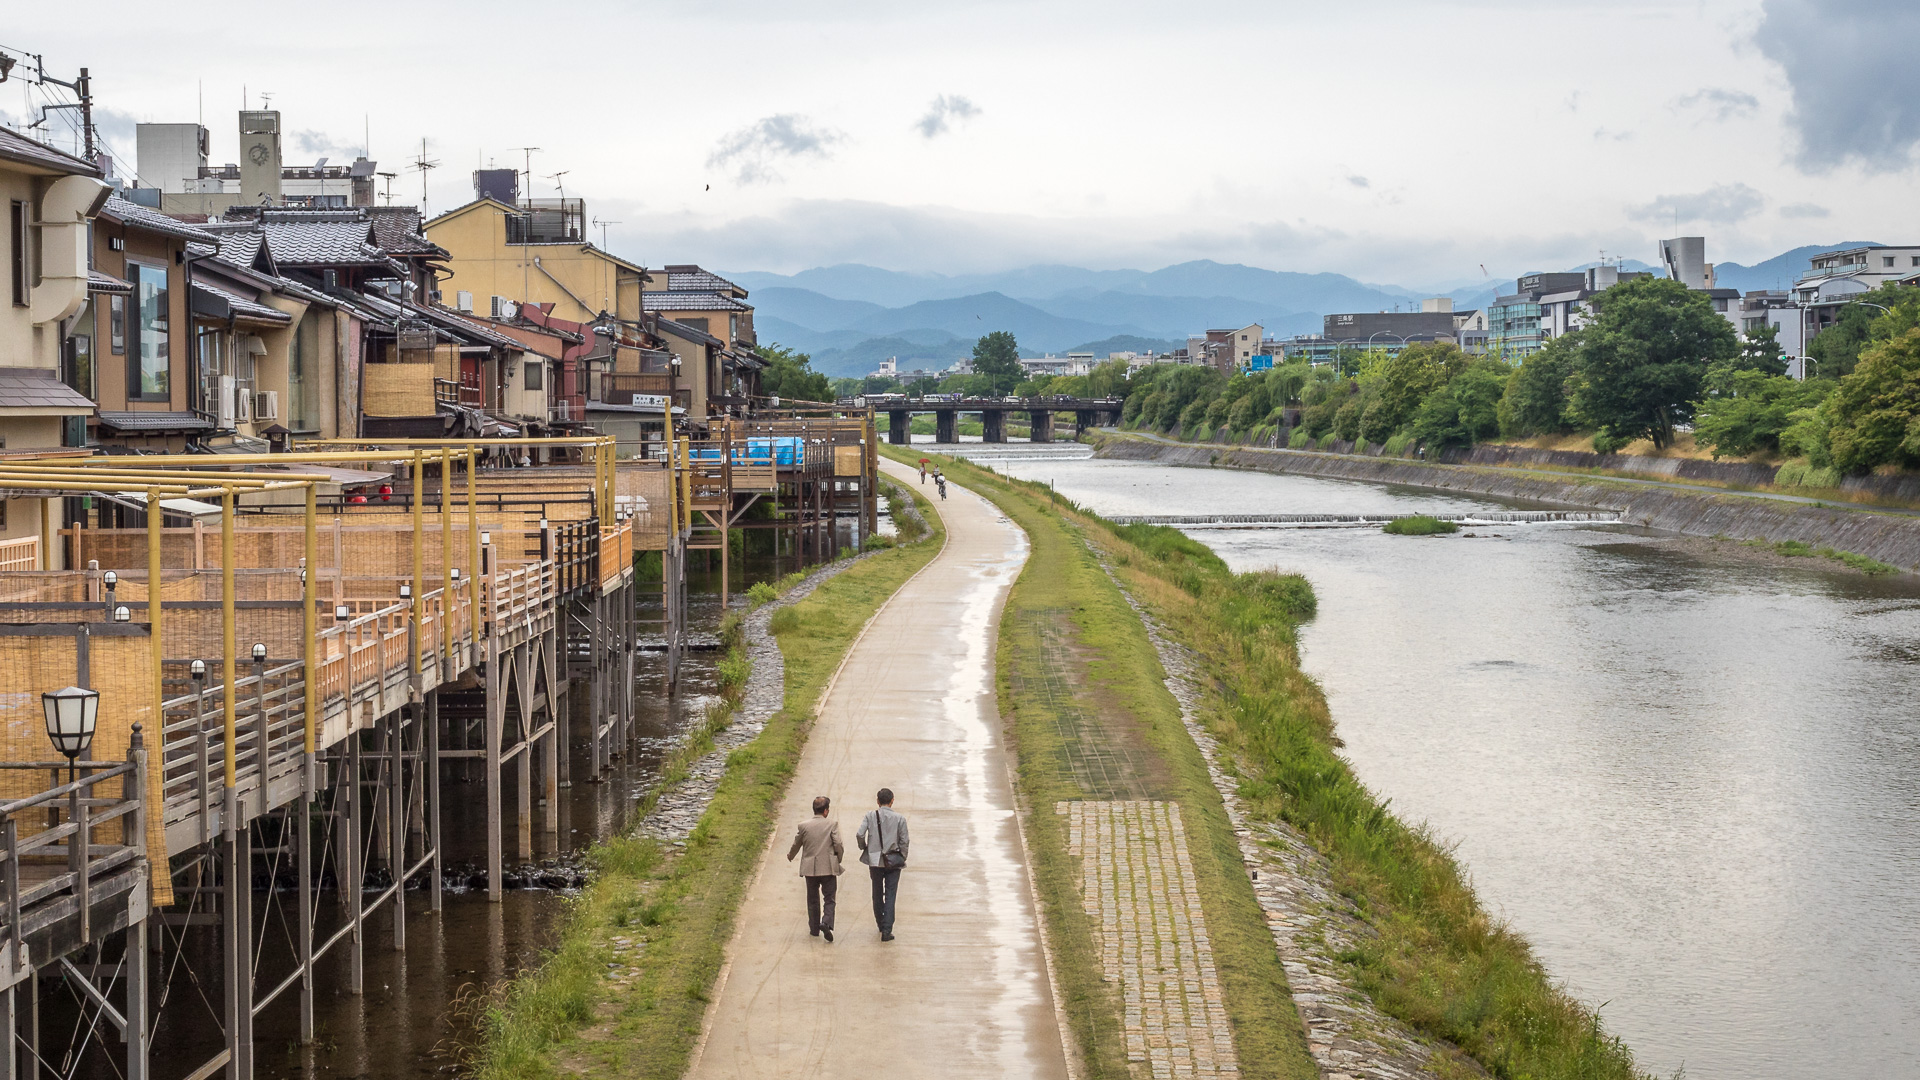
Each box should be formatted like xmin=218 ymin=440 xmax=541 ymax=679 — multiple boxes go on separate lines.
xmin=688 ymin=436 xmax=805 ymax=465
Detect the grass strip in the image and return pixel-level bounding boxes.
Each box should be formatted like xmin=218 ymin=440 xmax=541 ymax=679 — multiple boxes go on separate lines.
xmin=1744 ymin=537 xmax=1897 ymax=575
xmin=919 ymin=447 xmax=1649 ymax=1080
xmin=467 ymin=483 xmax=945 ymax=1080
xmin=882 ymin=444 xmax=1319 ymax=1080
xmin=1382 ymin=515 xmax=1459 ymax=535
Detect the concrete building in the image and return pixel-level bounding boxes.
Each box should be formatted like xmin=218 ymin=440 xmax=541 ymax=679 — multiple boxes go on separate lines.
xmin=135 ymin=112 xmax=377 ymax=215
xmin=1659 ymin=236 xmax=1713 ymax=290
xmin=1791 ymin=244 xmax=1920 ymax=346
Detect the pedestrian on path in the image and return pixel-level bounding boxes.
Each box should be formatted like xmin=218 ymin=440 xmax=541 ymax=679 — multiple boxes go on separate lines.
xmin=919 ymin=459 xmax=928 ymax=483
xmin=934 ymin=470 xmax=947 ymax=500
xmin=856 ymin=788 xmax=910 ymax=941
xmin=786 ymin=796 xmax=844 ymax=941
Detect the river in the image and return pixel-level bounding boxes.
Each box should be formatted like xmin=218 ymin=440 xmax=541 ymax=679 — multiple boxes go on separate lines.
xmin=960 ymin=441 xmax=1920 ymax=1080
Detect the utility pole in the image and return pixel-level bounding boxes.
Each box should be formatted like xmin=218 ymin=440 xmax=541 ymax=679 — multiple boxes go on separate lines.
xmin=9 ymin=51 xmax=100 ymax=163
xmin=410 ymin=138 xmax=441 ymax=212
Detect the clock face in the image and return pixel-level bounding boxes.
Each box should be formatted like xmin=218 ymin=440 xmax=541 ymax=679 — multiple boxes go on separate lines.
xmin=248 ymin=143 xmax=272 ymax=166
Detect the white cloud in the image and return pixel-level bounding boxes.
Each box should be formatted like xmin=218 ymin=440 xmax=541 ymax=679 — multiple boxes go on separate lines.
xmin=915 ymin=95 xmax=980 ymax=139
xmin=707 ymin=114 xmax=843 ymax=184
xmin=1755 ymin=0 xmax=1920 ymax=171
xmin=1779 ymin=202 xmax=1830 ymax=219
xmin=1629 ymin=183 xmax=1767 ymax=225
xmin=1672 ymin=88 xmax=1760 ymax=123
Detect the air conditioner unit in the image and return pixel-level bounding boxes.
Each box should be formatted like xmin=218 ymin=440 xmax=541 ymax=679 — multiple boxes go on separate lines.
xmin=254 ymin=390 xmax=279 ymax=421
xmin=490 ymin=295 xmax=516 ymax=319
xmin=456 ymin=290 xmax=473 ymax=313
xmin=216 ymin=375 xmax=236 ymax=428
xmin=232 ymin=383 xmax=253 ymax=425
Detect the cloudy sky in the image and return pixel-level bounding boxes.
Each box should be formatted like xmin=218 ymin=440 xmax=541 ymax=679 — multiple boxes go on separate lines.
xmin=5 ymin=0 xmax=1915 ymax=288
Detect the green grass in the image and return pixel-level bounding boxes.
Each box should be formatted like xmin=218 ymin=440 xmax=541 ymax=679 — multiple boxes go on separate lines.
xmin=1742 ymin=537 xmax=1897 ymax=575
xmin=917 ymin=448 xmax=1649 ymax=1080
xmin=467 ymin=485 xmax=945 ymax=1080
xmin=888 ymin=445 xmax=1319 ymax=1080
xmin=1382 ymin=515 xmax=1460 ymax=535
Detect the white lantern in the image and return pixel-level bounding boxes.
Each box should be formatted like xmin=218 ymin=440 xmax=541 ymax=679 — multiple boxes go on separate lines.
xmin=480 ymin=531 xmax=491 ymax=547
xmin=251 ymin=643 xmax=267 ymax=663
xmin=450 ymin=568 xmax=461 ymax=582
xmin=335 ymin=604 xmax=351 ymax=621
xmin=113 ymin=605 xmax=131 ymax=623
xmin=42 ymin=686 xmax=100 ymax=761
xmin=102 ymin=571 xmax=117 ymax=590
xmin=189 ymin=659 xmax=207 ymax=680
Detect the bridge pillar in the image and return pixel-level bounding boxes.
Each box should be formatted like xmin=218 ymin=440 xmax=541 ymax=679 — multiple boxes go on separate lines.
xmin=1029 ymin=410 xmax=1053 ymax=443
xmin=888 ymin=410 xmax=910 ymax=445
xmin=982 ymin=410 xmax=1006 ymax=443
xmin=935 ymin=410 xmax=957 ymax=444
xmin=1075 ymin=410 xmax=1094 ymax=437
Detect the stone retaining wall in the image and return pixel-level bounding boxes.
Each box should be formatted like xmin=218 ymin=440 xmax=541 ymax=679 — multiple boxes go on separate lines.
xmin=1095 ymin=437 xmax=1920 ymax=573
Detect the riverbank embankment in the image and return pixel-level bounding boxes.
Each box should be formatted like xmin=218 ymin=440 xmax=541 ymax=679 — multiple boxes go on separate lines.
xmin=1096 ymin=434 xmax=1920 ymax=574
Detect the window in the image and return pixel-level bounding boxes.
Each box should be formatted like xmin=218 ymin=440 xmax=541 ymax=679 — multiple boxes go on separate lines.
xmin=9 ymin=201 xmax=27 ymax=307
xmin=109 ymin=295 xmax=125 ymax=355
xmin=63 ymin=302 xmax=94 ymax=400
xmin=1885 ymin=256 xmax=1896 ymax=267
xmin=1912 ymin=256 xmax=1919 ymax=267
xmin=525 ymin=361 xmax=543 ymax=391
xmin=129 ymin=263 xmax=170 ymax=400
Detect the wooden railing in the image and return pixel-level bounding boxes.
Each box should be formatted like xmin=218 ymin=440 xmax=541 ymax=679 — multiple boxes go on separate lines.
xmin=0 ymin=537 xmax=39 ymax=572
xmin=0 ymin=743 xmax=146 ymax=951
xmin=599 ymin=517 xmax=633 ymax=589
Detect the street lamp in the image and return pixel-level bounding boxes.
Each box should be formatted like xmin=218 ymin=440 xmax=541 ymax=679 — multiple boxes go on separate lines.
xmin=251 ymin=643 xmax=267 ymax=664
xmin=113 ymin=605 xmax=131 ymax=623
xmin=42 ymin=686 xmax=100 ymax=777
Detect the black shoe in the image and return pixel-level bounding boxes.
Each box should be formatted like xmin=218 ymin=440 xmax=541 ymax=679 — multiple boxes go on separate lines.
xmin=881 ymin=932 xmax=894 ymax=942
xmin=822 ymin=928 xmax=833 ymax=943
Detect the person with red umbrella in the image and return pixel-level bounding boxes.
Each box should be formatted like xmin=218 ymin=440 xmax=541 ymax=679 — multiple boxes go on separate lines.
xmin=918 ymin=458 xmax=929 ymax=484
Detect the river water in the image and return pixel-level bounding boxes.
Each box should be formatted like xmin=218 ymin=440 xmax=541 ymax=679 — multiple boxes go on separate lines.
xmin=962 ymin=442 xmax=1920 ymax=1080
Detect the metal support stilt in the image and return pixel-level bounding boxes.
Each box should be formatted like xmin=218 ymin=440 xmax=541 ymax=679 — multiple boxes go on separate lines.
xmin=427 ymin=694 xmax=443 ymax=913
xmin=296 ymin=779 xmax=313 ymax=1043
xmin=391 ymin=709 xmax=406 ymax=952
xmin=486 ymin=650 xmax=504 ymax=902
xmin=223 ymin=808 xmax=253 ymax=1080
xmin=124 ymin=917 xmax=148 ymax=1080
xmin=345 ymin=737 xmax=363 ymax=995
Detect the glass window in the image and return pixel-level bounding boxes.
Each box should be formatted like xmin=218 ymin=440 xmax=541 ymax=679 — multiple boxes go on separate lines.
xmin=109 ymin=294 xmax=125 ymax=355
xmin=129 ymin=263 xmax=169 ymax=400
xmin=525 ymin=361 xmax=543 ymax=391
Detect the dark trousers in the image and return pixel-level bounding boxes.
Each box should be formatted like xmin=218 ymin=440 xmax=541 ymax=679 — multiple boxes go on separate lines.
xmin=806 ymin=875 xmax=837 ymax=933
xmin=869 ymin=866 xmax=902 ymax=933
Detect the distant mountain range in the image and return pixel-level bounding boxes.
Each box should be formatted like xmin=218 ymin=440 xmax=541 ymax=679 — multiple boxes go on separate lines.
xmin=731 ymin=247 xmax=1882 ymax=378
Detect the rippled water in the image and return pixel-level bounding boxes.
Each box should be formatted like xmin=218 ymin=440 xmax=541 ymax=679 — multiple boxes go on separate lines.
xmin=978 ymin=445 xmax=1920 ymax=1080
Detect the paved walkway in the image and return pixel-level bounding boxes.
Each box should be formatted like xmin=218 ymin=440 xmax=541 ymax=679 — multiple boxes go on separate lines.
xmin=686 ymin=460 xmax=1071 ymax=1080
xmin=1064 ymin=800 xmax=1238 ymax=1078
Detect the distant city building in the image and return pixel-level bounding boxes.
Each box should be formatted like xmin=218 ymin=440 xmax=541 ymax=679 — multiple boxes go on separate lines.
xmin=1791 ymin=244 xmax=1920 ymax=345
xmin=132 ymin=113 xmax=377 ymax=215
xmin=1187 ymin=323 xmax=1263 ymax=372
xmin=1277 ymin=299 xmax=1477 ymax=362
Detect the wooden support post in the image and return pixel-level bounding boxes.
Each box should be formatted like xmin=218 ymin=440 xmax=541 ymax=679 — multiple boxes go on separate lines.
xmin=296 ymin=789 xmax=313 ymax=1043
xmin=345 ymin=737 xmax=363 ymax=994
xmin=427 ymin=693 xmax=443 ymax=913
xmin=123 ymin=918 xmax=147 ymax=1080
xmin=486 ymin=647 xmax=503 ymax=902
xmin=390 ymin=709 xmax=405 ymax=951
xmin=223 ymin=816 xmax=253 ymax=1080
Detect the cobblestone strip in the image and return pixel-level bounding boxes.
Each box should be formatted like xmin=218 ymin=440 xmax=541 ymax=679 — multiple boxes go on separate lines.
xmin=639 ymin=554 xmax=873 ymax=843
xmin=1096 ymin=559 xmax=1484 ymax=1080
xmin=1063 ymin=799 xmax=1240 ymax=1079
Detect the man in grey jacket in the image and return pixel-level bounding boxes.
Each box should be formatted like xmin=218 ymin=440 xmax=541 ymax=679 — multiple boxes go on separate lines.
xmin=855 ymin=788 xmax=910 ymax=941
xmin=786 ymin=796 xmax=844 ymax=941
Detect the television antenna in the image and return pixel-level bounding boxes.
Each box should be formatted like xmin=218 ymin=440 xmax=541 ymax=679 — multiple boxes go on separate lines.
xmin=377 ymin=171 xmax=398 ymax=205
xmin=544 ymin=170 xmax=570 ymax=202
xmin=592 ymin=217 xmax=621 ymax=249
xmin=409 ymin=138 xmax=440 ymax=211
xmin=509 ymin=147 xmax=541 ymax=203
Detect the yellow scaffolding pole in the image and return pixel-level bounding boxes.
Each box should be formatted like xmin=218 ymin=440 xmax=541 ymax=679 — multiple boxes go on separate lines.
xmin=304 ymin=484 xmax=318 ymax=755
xmin=411 ymin=451 xmax=424 ymax=677
xmin=148 ymin=484 xmax=162 ymax=753
xmin=441 ymin=446 xmax=454 ymax=667
xmin=467 ymin=448 xmax=480 ymax=651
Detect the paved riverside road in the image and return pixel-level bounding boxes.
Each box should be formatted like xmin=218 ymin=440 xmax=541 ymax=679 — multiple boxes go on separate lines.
xmin=685 ymin=459 xmax=1071 ymax=1080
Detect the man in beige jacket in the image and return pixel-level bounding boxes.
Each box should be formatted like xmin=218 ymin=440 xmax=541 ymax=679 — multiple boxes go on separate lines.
xmin=786 ymin=795 xmax=845 ymax=941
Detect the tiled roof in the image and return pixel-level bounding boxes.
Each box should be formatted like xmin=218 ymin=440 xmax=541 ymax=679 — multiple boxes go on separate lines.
xmin=194 ymin=281 xmax=292 ymax=325
xmin=0 ymin=128 xmax=97 ymax=177
xmin=99 ymin=196 xmax=219 ymax=243
xmin=663 ymin=265 xmax=743 ymax=295
xmin=88 ymin=269 xmax=133 ymax=295
xmin=261 ymin=219 xmax=386 ymax=266
xmin=0 ymin=368 xmax=98 ymax=411
xmin=209 ymin=231 xmax=268 ymax=271
xmin=96 ymin=411 xmax=213 ymax=434
xmin=641 ymin=291 xmax=749 ymax=313
xmin=367 ymin=207 xmax=445 ymax=256
xmin=655 ymin=316 xmax=724 ymax=347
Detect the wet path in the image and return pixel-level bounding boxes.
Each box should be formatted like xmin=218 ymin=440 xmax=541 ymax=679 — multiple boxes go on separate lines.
xmin=686 ymin=460 xmax=1071 ymax=1080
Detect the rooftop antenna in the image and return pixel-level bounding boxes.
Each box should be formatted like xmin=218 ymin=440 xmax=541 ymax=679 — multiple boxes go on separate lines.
xmin=592 ymin=217 xmax=620 ymax=249
xmin=377 ymin=171 xmax=397 ymax=205
xmin=544 ymin=170 xmax=570 ymax=202
xmin=510 ymin=147 xmax=541 ymax=205
xmin=409 ymin=137 xmax=440 ymax=212
xmin=259 ymin=91 xmax=273 ymax=109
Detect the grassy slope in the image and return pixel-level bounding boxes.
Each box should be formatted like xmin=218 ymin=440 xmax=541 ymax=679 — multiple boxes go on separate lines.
xmin=471 ymin=487 xmax=945 ymax=1080
xmin=917 ymin=448 xmax=1649 ymax=1080
xmin=884 ymin=444 xmax=1319 ymax=1080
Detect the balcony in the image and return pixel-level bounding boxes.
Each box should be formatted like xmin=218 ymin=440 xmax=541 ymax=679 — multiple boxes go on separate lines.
xmin=1796 ymin=261 xmax=1868 ymax=284
xmin=600 ymin=372 xmax=674 ymax=406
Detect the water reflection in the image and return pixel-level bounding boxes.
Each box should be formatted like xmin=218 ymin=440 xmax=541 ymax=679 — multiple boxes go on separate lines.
xmin=987 ymin=449 xmax=1920 ymax=1080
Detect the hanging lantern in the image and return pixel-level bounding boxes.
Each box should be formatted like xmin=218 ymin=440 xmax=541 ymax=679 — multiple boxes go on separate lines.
xmin=42 ymin=686 xmax=100 ymax=761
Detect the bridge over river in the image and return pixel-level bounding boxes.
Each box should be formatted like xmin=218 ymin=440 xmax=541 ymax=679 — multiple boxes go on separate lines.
xmin=841 ymin=395 xmax=1125 ymax=444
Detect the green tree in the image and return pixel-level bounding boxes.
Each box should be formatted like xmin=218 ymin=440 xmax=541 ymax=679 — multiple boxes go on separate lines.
xmin=759 ymin=343 xmax=833 ymax=403
xmin=1692 ymin=372 xmax=1836 ymax=459
xmin=1367 ymin=342 xmax=1469 ymax=439
xmin=1824 ymin=326 xmax=1920 ymax=473
xmin=1567 ymin=277 xmax=1737 ymax=451
xmin=1806 ymin=285 xmax=1920 ymax=379
xmin=1497 ymin=335 xmax=1578 ymax=437
xmin=1410 ymin=359 xmax=1508 ymax=451
xmin=971 ymin=331 xmax=1023 ymax=394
